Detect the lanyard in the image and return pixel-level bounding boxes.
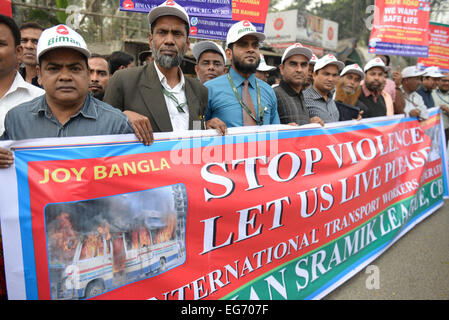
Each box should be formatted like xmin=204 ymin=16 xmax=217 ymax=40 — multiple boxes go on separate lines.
xmin=227 ymin=73 xmax=265 ymax=125
xmin=435 ymin=90 xmax=449 ymax=105
xmin=162 ymin=87 xmax=186 ymax=113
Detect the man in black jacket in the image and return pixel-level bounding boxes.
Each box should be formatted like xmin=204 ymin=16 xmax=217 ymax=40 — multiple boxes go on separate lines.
xmin=275 ymin=43 xmax=324 ymax=126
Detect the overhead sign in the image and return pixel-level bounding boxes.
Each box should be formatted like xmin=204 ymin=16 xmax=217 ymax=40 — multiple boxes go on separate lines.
xmin=418 ymin=22 xmax=449 ymax=72
xmin=265 ymin=10 xmax=339 ymax=51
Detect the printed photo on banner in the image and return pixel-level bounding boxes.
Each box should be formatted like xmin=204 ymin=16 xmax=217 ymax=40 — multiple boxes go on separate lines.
xmin=44 ymin=184 xmax=187 ymax=300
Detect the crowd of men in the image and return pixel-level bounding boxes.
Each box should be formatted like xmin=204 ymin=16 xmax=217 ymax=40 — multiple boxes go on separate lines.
xmin=0 ymin=0 xmax=449 ymax=298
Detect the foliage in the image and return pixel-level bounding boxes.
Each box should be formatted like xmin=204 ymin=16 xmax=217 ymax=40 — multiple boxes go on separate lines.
xmin=55 ymin=0 xmax=69 ymax=24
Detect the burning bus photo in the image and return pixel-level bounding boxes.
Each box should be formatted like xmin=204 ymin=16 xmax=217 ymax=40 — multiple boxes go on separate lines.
xmin=44 ymin=184 xmax=187 ymax=300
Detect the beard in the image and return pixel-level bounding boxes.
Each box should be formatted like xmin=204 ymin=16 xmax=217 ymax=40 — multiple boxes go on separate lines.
xmin=152 ymin=41 xmax=186 ymax=69
xmin=233 ymin=53 xmax=259 ymax=75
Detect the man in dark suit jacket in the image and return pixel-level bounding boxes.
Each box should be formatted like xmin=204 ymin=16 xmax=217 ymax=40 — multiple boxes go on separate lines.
xmin=104 ymin=1 xmax=225 ymax=145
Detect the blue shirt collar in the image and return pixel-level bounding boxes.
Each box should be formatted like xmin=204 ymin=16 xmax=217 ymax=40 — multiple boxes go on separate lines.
xmin=229 ymin=67 xmax=257 ymax=89
xmin=35 ymin=94 xmax=98 ymax=120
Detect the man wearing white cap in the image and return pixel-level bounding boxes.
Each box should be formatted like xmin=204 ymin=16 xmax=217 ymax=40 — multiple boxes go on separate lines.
xmin=400 ymin=66 xmax=429 ymax=120
xmin=255 ymin=53 xmax=276 ymax=82
xmin=0 ymin=24 xmax=134 ymax=166
xmin=303 ymin=54 xmax=344 ymax=123
xmin=192 ymin=40 xmax=226 ymax=84
xmin=334 ymin=64 xmax=365 ymax=120
xmin=105 ymin=0 xmax=225 ymax=141
xmin=205 ymin=20 xmax=280 ymax=127
xmin=417 ymin=66 xmax=444 ymax=109
xmin=357 ymin=58 xmax=393 ymax=118
xmin=274 ymin=43 xmax=323 ymax=126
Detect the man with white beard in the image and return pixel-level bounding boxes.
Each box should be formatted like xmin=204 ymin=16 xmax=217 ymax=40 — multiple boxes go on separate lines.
xmin=104 ymin=0 xmax=225 ymax=144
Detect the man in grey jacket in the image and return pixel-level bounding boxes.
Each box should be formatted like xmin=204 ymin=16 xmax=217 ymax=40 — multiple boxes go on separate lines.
xmin=104 ymin=1 xmax=225 ymax=143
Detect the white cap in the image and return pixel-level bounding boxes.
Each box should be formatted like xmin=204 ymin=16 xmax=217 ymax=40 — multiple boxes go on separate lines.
xmin=424 ymin=66 xmax=444 ymax=78
xmin=192 ymin=41 xmax=226 ymax=64
xmin=313 ymin=53 xmax=344 ymax=72
xmin=36 ymin=24 xmax=90 ymax=63
xmin=226 ymin=20 xmax=265 ymax=48
xmin=257 ymin=54 xmax=276 ymax=72
xmin=340 ymin=63 xmax=365 ymax=80
xmin=402 ymin=66 xmax=426 ymax=78
xmin=309 ymin=54 xmax=318 ymax=65
xmin=148 ymin=0 xmax=190 ymax=29
xmin=281 ymin=43 xmax=313 ymax=64
xmin=364 ymin=57 xmax=388 ymax=72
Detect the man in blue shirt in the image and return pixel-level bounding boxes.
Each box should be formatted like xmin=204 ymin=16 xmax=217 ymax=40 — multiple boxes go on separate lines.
xmin=205 ymin=20 xmax=280 ymax=128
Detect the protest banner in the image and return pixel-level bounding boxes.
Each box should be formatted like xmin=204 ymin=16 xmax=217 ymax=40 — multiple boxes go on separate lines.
xmin=189 ymin=17 xmax=264 ymax=41
xmin=418 ymin=22 xmax=449 ymax=73
xmin=368 ymin=0 xmax=431 ymax=57
xmin=0 ymin=109 xmax=447 ymax=300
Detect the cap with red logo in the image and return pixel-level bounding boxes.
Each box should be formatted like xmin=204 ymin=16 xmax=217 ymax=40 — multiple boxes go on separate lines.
xmin=340 ymin=63 xmax=365 ymax=80
xmin=401 ymin=66 xmax=426 ymax=79
xmin=313 ymin=53 xmax=344 ymax=73
xmin=36 ymin=24 xmax=90 ymax=63
xmin=309 ymin=54 xmax=318 ymax=65
xmin=281 ymin=43 xmax=313 ymax=64
xmin=226 ymin=20 xmax=265 ymax=48
xmin=257 ymin=54 xmax=276 ymax=72
xmin=363 ymin=58 xmax=387 ymax=73
xmin=148 ymin=0 xmax=190 ymax=29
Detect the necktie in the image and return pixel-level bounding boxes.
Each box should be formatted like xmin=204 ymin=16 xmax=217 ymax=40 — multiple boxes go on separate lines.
xmin=242 ymin=80 xmax=257 ymax=126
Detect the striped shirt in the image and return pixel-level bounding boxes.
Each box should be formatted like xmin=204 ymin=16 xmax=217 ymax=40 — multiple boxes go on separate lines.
xmin=303 ymin=86 xmax=340 ymax=123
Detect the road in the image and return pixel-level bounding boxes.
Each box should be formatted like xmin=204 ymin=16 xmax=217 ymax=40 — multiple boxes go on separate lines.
xmin=324 ymin=199 xmax=449 ymax=300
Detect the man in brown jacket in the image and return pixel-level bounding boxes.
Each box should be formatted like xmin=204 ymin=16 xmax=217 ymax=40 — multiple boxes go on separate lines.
xmin=104 ymin=1 xmax=225 ymax=145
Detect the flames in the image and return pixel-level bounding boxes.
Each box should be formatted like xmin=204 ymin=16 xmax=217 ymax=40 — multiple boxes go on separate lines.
xmin=48 ymin=211 xmax=178 ymax=264
xmin=161 ymin=214 xmax=176 ymax=243
xmin=48 ymin=212 xmax=78 ymax=263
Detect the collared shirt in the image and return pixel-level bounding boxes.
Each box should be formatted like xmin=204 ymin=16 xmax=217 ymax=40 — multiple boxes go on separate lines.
xmin=384 ymin=78 xmax=396 ymax=101
xmin=1 ymin=94 xmax=133 ymax=140
xmin=416 ymin=85 xmax=435 ymax=109
xmin=0 ymin=71 xmax=44 ymax=134
xmin=274 ymin=80 xmax=310 ymax=125
xmin=303 ymin=86 xmax=340 ymax=123
xmin=154 ymin=63 xmax=189 ymax=131
xmin=362 ymin=83 xmax=382 ymax=103
xmin=401 ymin=87 xmax=429 ymax=120
xmin=358 ymin=83 xmax=387 ymax=118
xmin=204 ymin=67 xmax=280 ymax=127
xmin=432 ymin=89 xmax=449 ymax=128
